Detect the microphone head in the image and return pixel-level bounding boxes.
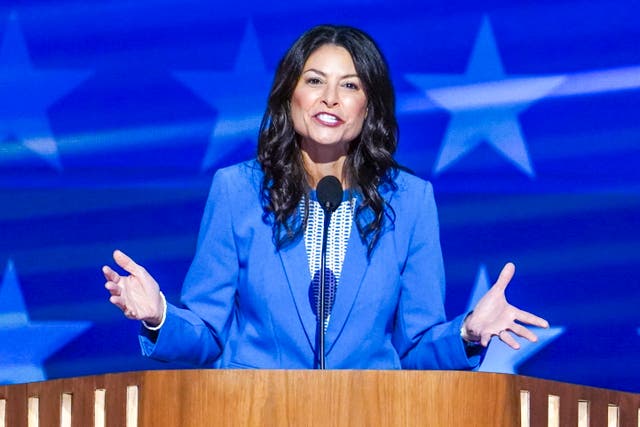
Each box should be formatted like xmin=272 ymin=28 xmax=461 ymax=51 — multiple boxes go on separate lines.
xmin=316 ymin=176 xmax=343 ymax=213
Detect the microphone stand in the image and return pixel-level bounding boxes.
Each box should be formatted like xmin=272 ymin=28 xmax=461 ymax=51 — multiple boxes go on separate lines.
xmin=314 ymin=175 xmax=342 ymax=370
xmin=317 ymin=204 xmax=332 ymax=370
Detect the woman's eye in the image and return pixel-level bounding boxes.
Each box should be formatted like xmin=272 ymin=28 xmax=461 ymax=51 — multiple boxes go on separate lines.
xmin=306 ymin=77 xmax=322 ymax=85
xmin=344 ymin=82 xmax=359 ymax=90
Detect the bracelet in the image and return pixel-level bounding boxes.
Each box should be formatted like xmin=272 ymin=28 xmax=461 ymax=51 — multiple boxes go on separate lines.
xmin=142 ymin=291 xmax=167 ymax=331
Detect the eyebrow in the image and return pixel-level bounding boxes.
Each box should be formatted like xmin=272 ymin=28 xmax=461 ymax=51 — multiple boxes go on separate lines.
xmin=302 ymin=68 xmax=360 ymax=79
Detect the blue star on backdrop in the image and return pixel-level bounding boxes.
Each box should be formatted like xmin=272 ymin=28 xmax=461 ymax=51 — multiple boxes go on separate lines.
xmin=174 ymin=22 xmax=271 ymax=171
xmin=0 ymin=261 xmax=91 ymax=384
xmin=0 ymin=12 xmax=90 ymax=170
xmin=404 ymin=16 xmax=565 ymax=178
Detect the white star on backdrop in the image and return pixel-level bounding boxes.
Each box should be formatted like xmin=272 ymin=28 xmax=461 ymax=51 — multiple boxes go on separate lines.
xmin=0 ymin=12 xmax=91 ymax=170
xmin=467 ymin=264 xmax=564 ymax=374
xmin=404 ymin=16 xmax=566 ymax=178
xmin=0 ymin=261 xmax=92 ymax=384
xmin=174 ymin=22 xmax=272 ymax=171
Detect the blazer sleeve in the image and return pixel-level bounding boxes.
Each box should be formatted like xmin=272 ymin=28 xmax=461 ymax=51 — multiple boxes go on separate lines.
xmin=139 ymin=167 xmax=239 ymax=366
xmin=393 ymin=180 xmax=483 ymax=370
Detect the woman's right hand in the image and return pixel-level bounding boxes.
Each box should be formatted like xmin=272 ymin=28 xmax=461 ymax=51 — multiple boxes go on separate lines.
xmin=102 ymin=250 xmax=164 ymax=327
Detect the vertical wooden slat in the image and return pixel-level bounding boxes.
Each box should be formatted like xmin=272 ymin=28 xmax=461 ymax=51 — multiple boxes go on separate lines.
xmin=27 ymin=377 xmax=68 ymax=427
xmin=548 ymin=395 xmax=560 ymax=427
xmin=590 ymin=395 xmax=608 ymax=425
xmin=27 ymin=396 xmax=38 ymax=427
xmin=0 ymin=383 xmax=26 ymax=427
xmin=615 ymin=393 xmax=638 ymax=427
xmin=578 ymin=400 xmax=589 ymax=427
xmin=63 ymin=376 xmax=94 ymax=427
xmin=126 ymin=386 xmax=138 ymax=427
xmin=104 ymin=375 xmax=127 ymax=427
xmin=60 ymin=393 xmax=72 ymax=427
xmin=607 ymin=404 xmax=619 ymax=427
xmin=524 ymin=379 xmax=547 ymax=427
xmin=94 ymin=389 xmax=106 ymax=427
xmin=520 ymin=390 xmax=530 ymax=427
xmin=0 ymin=399 xmax=5 ymax=427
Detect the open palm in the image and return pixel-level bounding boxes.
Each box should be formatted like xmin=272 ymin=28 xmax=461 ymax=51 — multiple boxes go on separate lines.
xmin=462 ymin=263 xmax=549 ymax=348
xmin=103 ymin=250 xmax=164 ymax=326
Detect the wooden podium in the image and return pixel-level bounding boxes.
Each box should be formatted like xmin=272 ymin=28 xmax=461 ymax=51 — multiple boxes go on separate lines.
xmin=1 ymin=370 xmax=638 ymax=427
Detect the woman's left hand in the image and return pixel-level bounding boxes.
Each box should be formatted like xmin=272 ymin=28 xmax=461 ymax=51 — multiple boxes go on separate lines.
xmin=461 ymin=262 xmax=549 ymax=349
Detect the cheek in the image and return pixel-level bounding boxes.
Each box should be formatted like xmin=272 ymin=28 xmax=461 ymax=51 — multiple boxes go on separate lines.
xmin=349 ymin=101 xmax=368 ymax=130
xmin=290 ymin=100 xmax=306 ymax=131
xmin=346 ymin=92 xmax=367 ymax=114
xmin=290 ymin=91 xmax=312 ymax=127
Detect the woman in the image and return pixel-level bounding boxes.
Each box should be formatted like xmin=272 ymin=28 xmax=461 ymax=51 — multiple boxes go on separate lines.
xmin=103 ymin=25 xmax=548 ymax=369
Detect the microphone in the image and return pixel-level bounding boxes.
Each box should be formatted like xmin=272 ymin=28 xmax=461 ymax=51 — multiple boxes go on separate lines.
xmin=317 ymin=175 xmax=343 ymax=214
xmin=315 ymin=176 xmax=343 ymax=369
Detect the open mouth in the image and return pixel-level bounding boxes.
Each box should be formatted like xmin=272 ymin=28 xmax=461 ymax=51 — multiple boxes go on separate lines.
xmin=314 ymin=112 xmax=342 ymax=126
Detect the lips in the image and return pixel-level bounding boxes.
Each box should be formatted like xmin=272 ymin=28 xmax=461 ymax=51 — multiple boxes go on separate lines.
xmin=314 ymin=112 xmax=343 ymax=127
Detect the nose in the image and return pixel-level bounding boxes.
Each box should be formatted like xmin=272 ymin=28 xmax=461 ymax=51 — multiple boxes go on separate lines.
xmin=322 ymin=83 xmax=339 ymax=107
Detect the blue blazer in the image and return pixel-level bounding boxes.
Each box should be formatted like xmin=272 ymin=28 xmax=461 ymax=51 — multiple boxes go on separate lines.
xmin=140 ymin=161 xmax=480 ymax=370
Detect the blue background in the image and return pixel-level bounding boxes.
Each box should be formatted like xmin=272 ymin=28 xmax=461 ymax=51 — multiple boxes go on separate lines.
xmin=1 ymin=0 xmax=639 ymax=392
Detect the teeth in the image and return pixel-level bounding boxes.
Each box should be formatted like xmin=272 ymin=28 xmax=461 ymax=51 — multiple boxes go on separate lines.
xmin=317 ymin=113 xmax=339 ymax=123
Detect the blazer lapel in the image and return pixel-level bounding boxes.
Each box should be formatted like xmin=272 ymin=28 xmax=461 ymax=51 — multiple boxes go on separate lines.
xmin=277 ymin=239 xmax=316 ymax=352
xmin=324 ymin=221 xmax=369 ymax=355
xmin=277 ymin=192 xmax=375 ymax=360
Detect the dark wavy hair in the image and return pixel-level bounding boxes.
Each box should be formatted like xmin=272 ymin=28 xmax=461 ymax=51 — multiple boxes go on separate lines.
xmin=257 ymin=25 xmax=400 ymax=256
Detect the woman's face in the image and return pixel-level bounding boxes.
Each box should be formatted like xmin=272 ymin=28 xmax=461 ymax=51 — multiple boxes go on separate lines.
xmin=290 ymin=44 xmax=368 ymax=158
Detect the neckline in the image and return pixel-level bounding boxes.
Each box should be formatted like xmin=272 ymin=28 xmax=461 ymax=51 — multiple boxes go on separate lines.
xmin=308 ymin=188 xmax=355 ymax=203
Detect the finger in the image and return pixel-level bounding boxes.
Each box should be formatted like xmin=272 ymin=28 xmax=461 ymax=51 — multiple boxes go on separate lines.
xmin=509 ymin=323 xmax=538 ymax=343
xmin=109 ymin=295 xmax=127 ymax=311
xmin=493 ymin=262 xmax=515 ymax=292
xmin=102 ymin=265 xmax=120 ymax=283
xmin=480 ymin=333 xmax=492 ymax=347
xmin=498 ymin=330 xmax=521 ymax=350
xmin=104 ymin=281 xmax=121 ymax=296
xmin=516 ymin=309 xmax=550 ymax=328
xmin=124 ymin=309 xmax=138 ymax=319
xmin=113 ymin=250 xmax=143 ymax=276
